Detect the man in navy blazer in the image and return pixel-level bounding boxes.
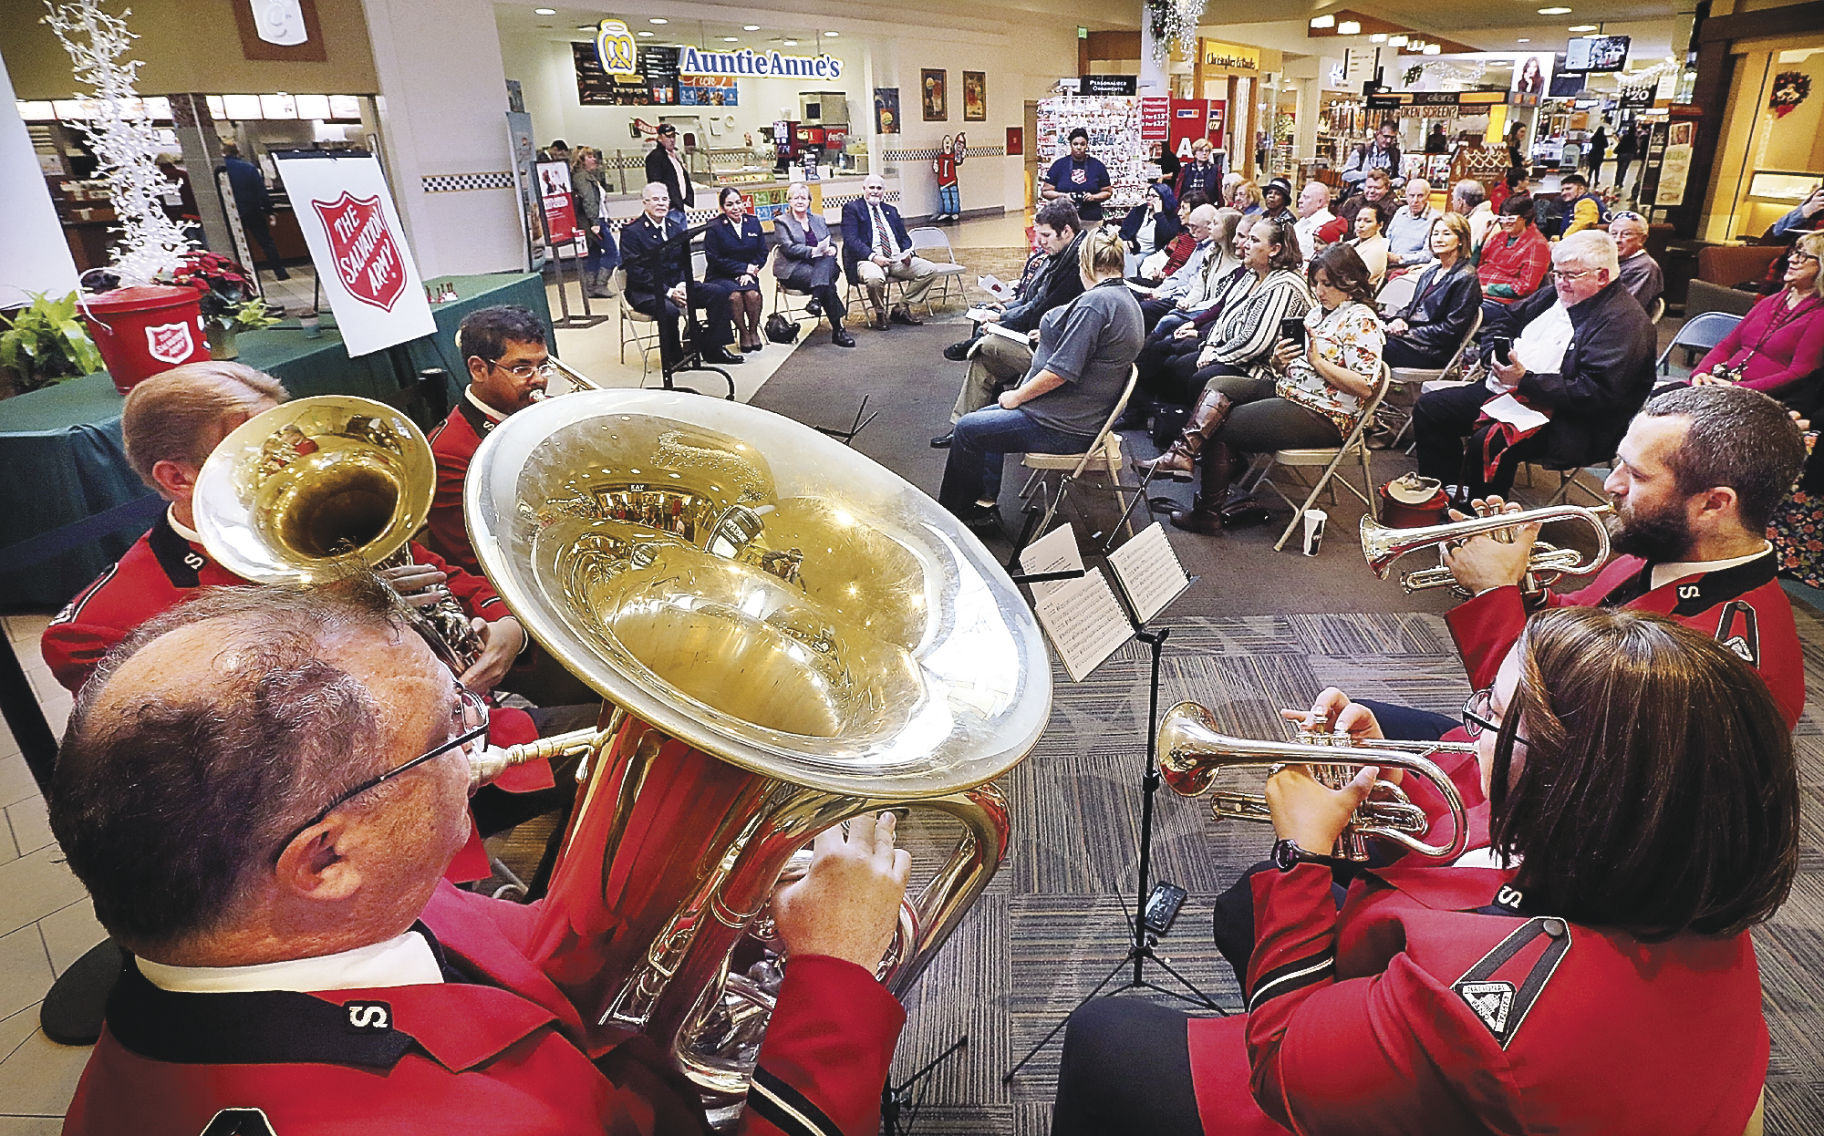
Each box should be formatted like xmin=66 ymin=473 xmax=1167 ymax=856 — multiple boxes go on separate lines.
xmin=841 ymin=176 xmax=941 ymax=329
xmin=618 ymin=182 xmax=740 ymax=368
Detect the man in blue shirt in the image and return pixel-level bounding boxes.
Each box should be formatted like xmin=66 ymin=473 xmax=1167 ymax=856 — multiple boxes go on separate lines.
xmin=1772 ymin=183 xmax=1824 ymax=238
xmin=222 ymin=141 xmax=287 ymax=280
xmin=1042 ymin=127 xmax=1113 ymax=223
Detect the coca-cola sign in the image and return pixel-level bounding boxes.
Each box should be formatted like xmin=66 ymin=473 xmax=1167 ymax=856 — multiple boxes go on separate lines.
xmin=310 ymin=190 xmax=408 ymax=311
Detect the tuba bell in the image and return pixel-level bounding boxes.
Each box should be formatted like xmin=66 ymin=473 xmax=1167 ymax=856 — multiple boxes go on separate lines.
xmin=465 ymin=389 xmax=1048 ymax=1122
xmin=192 ymin=395 xmax=483 ymax=666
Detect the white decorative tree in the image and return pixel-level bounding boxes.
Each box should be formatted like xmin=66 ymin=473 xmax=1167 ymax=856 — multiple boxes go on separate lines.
xmin=43 ymin=0 xmax=193 ymax=284
xmin=1146 ymin=0 xmax=1208 ymax=65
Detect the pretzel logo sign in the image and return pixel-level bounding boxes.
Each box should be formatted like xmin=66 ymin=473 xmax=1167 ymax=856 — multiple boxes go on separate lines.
xmin=311 ymin=191 xmax=408 ymax=312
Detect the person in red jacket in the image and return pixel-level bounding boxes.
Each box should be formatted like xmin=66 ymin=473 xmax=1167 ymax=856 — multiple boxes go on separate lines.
xmin=1051 ymin=606 xmax=1794 ymax=1136
xmin=1475 ymin=193 xmax=1552 ymax=325
xmin=50 ymin=578 xmax=912 ymax=1136
xmin=426 ymin=305 xmax=553 ymax=577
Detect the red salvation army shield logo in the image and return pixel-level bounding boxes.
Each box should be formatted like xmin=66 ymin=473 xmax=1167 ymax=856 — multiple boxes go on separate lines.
xmin=144 ymin=321 xmax=197 ymax=365
xmin=311 ymin=191 xmax=408 ymax=311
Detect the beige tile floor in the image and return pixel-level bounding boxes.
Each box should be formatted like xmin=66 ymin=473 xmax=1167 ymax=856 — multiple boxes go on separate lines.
xmin=0 ymin=211 xmax=1026 ymax=1125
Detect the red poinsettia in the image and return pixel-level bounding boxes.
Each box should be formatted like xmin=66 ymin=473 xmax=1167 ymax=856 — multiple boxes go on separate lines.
xmin=156 ymin=250 xmax=259 ymax=328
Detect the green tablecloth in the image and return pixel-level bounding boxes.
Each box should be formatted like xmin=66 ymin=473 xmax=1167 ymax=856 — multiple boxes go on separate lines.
xmin=0 ymin=272 xmax=553 ymax=610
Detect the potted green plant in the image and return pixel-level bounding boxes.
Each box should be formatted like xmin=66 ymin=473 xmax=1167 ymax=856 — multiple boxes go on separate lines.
xmin=156 ymin=251 xmax=280 ymax=359
xmin=0 ymin=290 xmax=106 ymax=398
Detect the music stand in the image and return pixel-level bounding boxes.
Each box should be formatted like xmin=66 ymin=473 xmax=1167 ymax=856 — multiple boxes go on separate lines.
xmin=623 ymin=219 xmax=735 ymax=400
xmin=1003 ymin=531 xmax=1221 ymax=1084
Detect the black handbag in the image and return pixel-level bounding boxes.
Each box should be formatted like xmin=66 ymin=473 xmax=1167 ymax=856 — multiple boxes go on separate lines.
xmin=764 ymin=311 xmax=801 ymax=344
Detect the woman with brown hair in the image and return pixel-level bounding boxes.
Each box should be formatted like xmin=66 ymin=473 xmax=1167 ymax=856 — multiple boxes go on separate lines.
xmin=1138 ymin=239 xmax=1379 ymax=534
xmin=1384 ymin=212 xmax=1482 ymax=369
xmin=1051 ymin=605 xmax=1795 ymax=1136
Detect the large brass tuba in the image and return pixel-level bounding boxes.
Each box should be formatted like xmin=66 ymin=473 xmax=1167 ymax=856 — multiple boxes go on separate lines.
xmin=192 ymin=395 xmax=482 ymax=665
xmin=465 ymin=389 xmax=1048 ymax=1121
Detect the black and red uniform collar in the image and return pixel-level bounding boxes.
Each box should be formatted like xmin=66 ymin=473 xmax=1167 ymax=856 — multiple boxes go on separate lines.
xmin=146 ymin=511 xmax=211 ymax=588
xmin=1601 ymin=547 xmax=1779 ymax=613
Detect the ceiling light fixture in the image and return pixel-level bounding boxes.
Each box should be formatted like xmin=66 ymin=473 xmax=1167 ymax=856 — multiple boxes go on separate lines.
xmin=637 ymin=30 xmax=652 ymax=36
xmin=722 ymin=36 xmax=738 ymax=41
xmin=1309 ymin=14 xmax=1335 ymax=28
xmin=824 ymin=30 xmax=839 ymax=36
xmin=1537 ymin=6 xmax=1572 ymax=14
xmin=1387 ymin=33 xmax=1408 ymax=46
xmin=1338 ymin=20 xmax=1361 ymax=34
xmin=1423 ymin=43 xmax=1441 ymax=54
xmin=1517 ymin=37 xmax=1530 ymax=42
xmin=649 ymin=17 xmax=667 ymax=24
xmin=1369 ymin=32 xmax=1386 ymax=42
xmin=743 ymin=24 xmax=759 ymax=30
xmin=1568 ymin=24 xmax=1597 ymax=31
xmin=783 ymin=38 xmax=798 ymax=45
xmin=533 ymin=7 xmax=555 ymax=14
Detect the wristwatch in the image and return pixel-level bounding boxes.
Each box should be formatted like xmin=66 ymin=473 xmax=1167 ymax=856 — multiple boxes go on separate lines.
xmin=1271 ymin=838 xmax=1347 ymax=873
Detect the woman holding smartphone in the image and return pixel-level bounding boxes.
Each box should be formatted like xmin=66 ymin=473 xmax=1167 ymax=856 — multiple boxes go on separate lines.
xmin=1137 ymin=242 xmax=1384 ymax=533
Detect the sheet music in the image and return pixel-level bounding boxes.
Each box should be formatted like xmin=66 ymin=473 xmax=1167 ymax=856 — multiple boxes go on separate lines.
xmin=1106 ymin=523 xmax=1191 ymax=623
xmin=980 ymin=322 xmax=1032 ymax=345
xmin=1480 ymin=392 xmax=1549 ymax=432
xmin=1032 ymin=568 xmax=1133 ymax=682
xmin=1017 ymin=523 xmax=1085 ymax=603
xmin=975 ymin=274 xmax=1010 ymax=300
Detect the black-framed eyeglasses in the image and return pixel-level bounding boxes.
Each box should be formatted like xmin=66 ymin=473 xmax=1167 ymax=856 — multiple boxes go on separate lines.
xmin=1610 ymin=210 xmax=1644 ymax=222
xmin=274 ymin=686 xmax=489 ymax=860
xmin=487 ymin=358 xmax=556 ymax=381
xmin=1791 ymin=250 xmax=1820 ymax=265
xmin=1461 ymin=687 xmax=1501 ymax=738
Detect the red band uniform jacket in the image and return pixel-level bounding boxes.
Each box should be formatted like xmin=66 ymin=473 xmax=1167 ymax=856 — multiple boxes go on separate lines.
xmin=1446 ymin=548 xmax=1804 ymax=729
xmin=63 ymin=880 xmax=905 ymax=1136
xmin=40 ymin=511 xmax=553 ymax=879
xmin=425 ymin=396 xmax=493 ymax=578
xmin=1187 ymin=859 xmax=1768 ymax=1135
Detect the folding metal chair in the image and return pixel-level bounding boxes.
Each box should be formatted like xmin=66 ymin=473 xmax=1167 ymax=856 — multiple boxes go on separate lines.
xmin=1381 ymin=307 xmax=1483 ymax=448
xmin=1257 ymin=364 xmax=1392 ymax=552
xmin=907 ymin=226 xmax=970 ymax=311
xmin=615 ymin=269 xmax=660 ymax=371
xmin=1015 ymin=368 xmax=1141 ymax=544
xmin=1656 ymin=310 xmax=1742 ymax=380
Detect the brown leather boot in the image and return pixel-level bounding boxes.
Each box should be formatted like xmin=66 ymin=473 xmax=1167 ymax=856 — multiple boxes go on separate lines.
xmin=1133 ymin=389 xmax=1232 ymax=481
xmin=1171 ymin=440 xmax=1238 ymax=533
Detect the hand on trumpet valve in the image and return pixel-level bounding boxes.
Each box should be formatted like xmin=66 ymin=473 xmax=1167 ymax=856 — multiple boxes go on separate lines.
xmin=1265 ymin=763 xmax=1382 ymax=853
xmin=379 ymin=561 xmax=451 ymax=607
xmin=1280 ymin=687 xmax=1382 ymax=743
xmin=458 ymin=615 xmax=525 ymax=694
xmin=1441 ymin=495 xmax=1543 ymax=595
xmin=769 ymin=812 xmax=912 ymax=973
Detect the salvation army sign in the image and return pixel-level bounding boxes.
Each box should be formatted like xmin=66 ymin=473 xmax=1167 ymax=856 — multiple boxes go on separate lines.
xmin=145 ymin=321 xmax=199 ymax=364
xmin=271 ymin=151 xmax=435 ymax=357
xmin=311 ymin=192 xmax=408 ymax=311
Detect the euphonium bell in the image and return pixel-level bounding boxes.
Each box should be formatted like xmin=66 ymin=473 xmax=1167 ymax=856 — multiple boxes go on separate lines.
xmin=464 ymin=389 xmax=1048 ymax=1123
xmin=192 ymin=395 xmax=482 ymax=666
xmin=1157 ymin=701 xmax=1470 ymax=861
xmin=1360 ymin=503 xmax=1612 ymax=595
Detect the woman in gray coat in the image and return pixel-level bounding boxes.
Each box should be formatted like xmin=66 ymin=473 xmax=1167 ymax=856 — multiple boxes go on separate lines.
xmin=772 ymin=182 xmax=853 ymax=346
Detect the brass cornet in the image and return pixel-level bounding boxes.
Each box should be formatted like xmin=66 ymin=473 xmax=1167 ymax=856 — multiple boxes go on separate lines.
xmin=1157 ymin=701 xmax=1471 ymax=861
xmin=1361 ymin=503 xmax=1612 ymax=595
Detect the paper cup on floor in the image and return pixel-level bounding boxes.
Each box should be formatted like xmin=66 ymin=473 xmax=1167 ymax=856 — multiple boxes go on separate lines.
xmin=1302 ymin=509 xmax=1327 ymax=556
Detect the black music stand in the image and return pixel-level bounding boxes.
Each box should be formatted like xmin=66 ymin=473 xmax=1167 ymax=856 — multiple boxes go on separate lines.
xmin=624 ymin=218 xmax=735 ymax=400
xmin=880 ymin=1034 xmax=968 ymax=1136
xmin=1003 ymin=539 xmax=1221 ymax=1084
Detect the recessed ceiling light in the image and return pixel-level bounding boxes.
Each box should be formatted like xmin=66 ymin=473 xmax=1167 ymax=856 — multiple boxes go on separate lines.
xmin=1538 ymin=7 xmax=1572 ymax=14
xmin=783 ymin=38 xmax=798 ymax=45
xmin=823 ymin=30 xmax=838 ymax=36
xmin=575 ymin=24 xmax=593 ymax=31
xmin=534 ymin=7 xmax=555 ymax=14
xmin=1568 ymin=24 xmax=1597 ymax=31
xmin=1339 ymin=20 xmax=1361 ymax=34
xmin=1517 ymin=37 xmax=1531 ymax=42
xmin=1369 ymin=32 xmax=1386 ymax=42
xmin=649 ymin=17 xmax=667 ymax=24
xmin=1309 ymin=14 xmax=1335 ymax=28
xmin=637 ymin=30 xmax=652 ymax=36
xmin=1387 ymin=33 xmax=1408 ymax=46
xmin=743 ymin=24 xmax=759 ymax=31
xmin=722 ymin=35 xmax=738 ymax=41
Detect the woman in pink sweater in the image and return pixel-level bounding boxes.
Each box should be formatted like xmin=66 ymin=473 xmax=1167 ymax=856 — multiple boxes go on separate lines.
xmin=1693 ymin=231 xmax=1824 ymax=408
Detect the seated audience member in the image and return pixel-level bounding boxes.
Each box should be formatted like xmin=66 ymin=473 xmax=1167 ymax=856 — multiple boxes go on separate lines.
xmin=704 ymin=186 xmax=770 ymax=353
xmin=40 ymin=363 xmax=561 ymax=880
xmin=1384 ymin=213 xmax=1483 ymax=369
xmin=1292 ymin=182 xmax=1335 ymax=265
xmin=619 ymin=182 xmax=741 ymax=367
xmin=1384 ymin=178 xmax=1441 ymax=275
xmin=1117 ymin=182 xmax=1181 ymax=277
xmin=1558 ymin=172 xmax=1605 ymax=237
xmin=1175 ymin=137 xmax=1221 ymax=202
xmin=841 ymin=174 xmax=942 ymax=330
xmin=773 ymin=181 xmax=853 ymax=347
xmin=1772 ymin=182 xmax=1824 ymax=239
xmin=1414 ymin=231 xmax=1657 ymax=500
xmin=933 ymin=202 xmax=1085 ymax=446
xmin=1138 ymin=218 xmax=1311 ymax=413
xmin=937 ymin=228 xmax=1142 ymax=527
xmin=50 ymin=580 xmax=912 ymax=1136
xmin=1137 ymin=203 xmax=1222 ymax=329
xmin=1135 ymin=191 xmax=1209 ymax=283
xmin=1476 ymin=194 xmax=1553 ymax=322
xmin=427 ymin=305 xmax=550 ymax=577
xmin=1346 ymin=200 xmax=1391 ymax=289
xmin=1685 ymin=231 xmax=1824 ymax=410
xmin=1260 ymin=178 xmax=1296 ymax=227
xmin=1051 ymin=605 xmax=1796 ymax=1136
xmin=1330 ymin=167 xmax=1394 ymax=241
xmin=1136 ymin=243 xmax=1381 ymax=533
xmin=1149 ymin=208 xmax=1241 ymax=332
xmin=1608 ymin=210 xmax=1664 ymax=315
xmin=1488 ymin=167 xmax=1529 ymax=214
xmin=1451 ymin=178 xmax=1495 ymax=250
xmin=1129 ymin=211 xmax=1249 ymax=416
xmin=1230 ymin=179 xmax=1263 ymax=216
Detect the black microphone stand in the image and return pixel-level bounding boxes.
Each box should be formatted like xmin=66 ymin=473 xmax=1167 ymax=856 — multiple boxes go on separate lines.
xmin=622 ymin=218 xmax=735 ymax=399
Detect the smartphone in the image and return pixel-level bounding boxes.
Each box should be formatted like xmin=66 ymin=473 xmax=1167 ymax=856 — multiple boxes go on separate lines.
xmin=1491 ymin=335 xmax=1514 ymax=365
xmin=1278 ymin=316 xmax=1305 ymax=346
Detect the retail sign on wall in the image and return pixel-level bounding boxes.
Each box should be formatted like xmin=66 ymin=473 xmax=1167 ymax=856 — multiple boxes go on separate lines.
xmin=677 ymin=46 xmax=842 ymax=80
xmin=1082 ymin=75 xmax=1138 ymax=96
xmin=593 ymin=19 xmax=638 ymax=77
xmin=1199 ymin=40 xmax=1261 ymax=73
xmin=1139 ymin=97 xmax=1170 ymax=141
xmin=573 ymin=43 xmax=680 ymax=105
xmin=270 ymin=151 xmax=435 ymax=357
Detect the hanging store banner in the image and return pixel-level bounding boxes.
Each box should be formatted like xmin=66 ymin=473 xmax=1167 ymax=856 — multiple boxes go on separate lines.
xmin=1139 ymin=97 xmax=1170 ymax=142
xmin=270 ymin=150 xmax=435 ymax=356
